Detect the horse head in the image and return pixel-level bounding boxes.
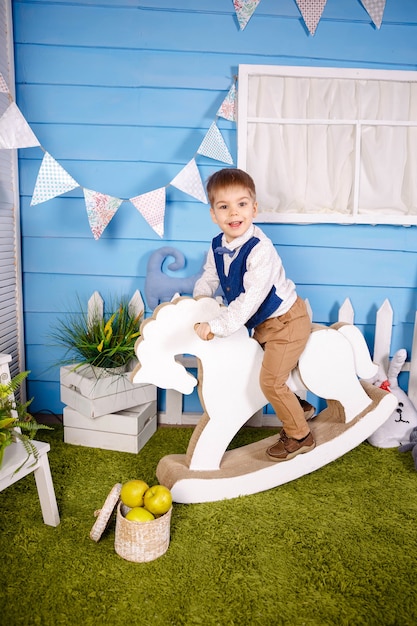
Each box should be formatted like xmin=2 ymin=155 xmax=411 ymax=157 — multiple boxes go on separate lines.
xmin=132 ymin=343 xmax=197 ymax=394
xmin=131 ymin=296 xmax=223 ymax=395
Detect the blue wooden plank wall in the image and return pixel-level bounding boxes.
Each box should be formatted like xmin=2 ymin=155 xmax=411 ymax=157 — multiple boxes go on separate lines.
xmin=12 ymin=0 xmax=417 ymax=414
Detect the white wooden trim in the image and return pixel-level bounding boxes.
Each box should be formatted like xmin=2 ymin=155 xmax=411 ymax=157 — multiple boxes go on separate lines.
xmin=0 ymin=0 xmax=25 ymax=388
xmin=237 ymin=64 xmax=417 ymax=226
xmin=238 ymin=64 xmax=417 ymax=82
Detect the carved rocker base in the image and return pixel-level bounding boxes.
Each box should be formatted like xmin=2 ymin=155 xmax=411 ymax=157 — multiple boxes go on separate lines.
xmin=156 ymin=382 xmax=397 ymax=504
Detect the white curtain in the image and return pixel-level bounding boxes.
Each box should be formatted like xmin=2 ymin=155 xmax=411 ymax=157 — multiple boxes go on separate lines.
xmin=246 ymin=75 xmax=417 ymax=218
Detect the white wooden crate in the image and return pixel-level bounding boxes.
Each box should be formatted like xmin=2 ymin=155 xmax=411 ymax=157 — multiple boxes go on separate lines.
xmin=63 ymin=401 xmax=157 ymax=453
xmin=60 ymin=365 xmax=156 ymax=419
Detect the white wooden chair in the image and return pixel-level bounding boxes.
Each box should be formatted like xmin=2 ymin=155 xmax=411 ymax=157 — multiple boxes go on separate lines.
xmin=0 ymin=354 xmax=60 ymax=526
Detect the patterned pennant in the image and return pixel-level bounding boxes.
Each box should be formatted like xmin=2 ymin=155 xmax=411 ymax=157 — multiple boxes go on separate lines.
xmin=295 ymin=0 xmax=327 ymax=36
xmin=217 ymin=83 xmax=237 ymax=122
xmin=0 ymin=73 xmax=9 ymax=93
xmin=130 ymin=187 xmax=166 ymax=238
xmin=360 ymin=0 xmax=386 ymax=29
xmin=197 ymin=122 xmax=233 ymax=164
xmin=0 ymin=102 xmax=40 ymax=149
xmin=31 ymin=152 xmax=79 ymax=205
xmin=233 ymin=0 xmax=261 ymax=30
xmin=83 ymin=188 xmax=123 ymax=240
xmin=170 ymin=158 xmax=208 ymax=204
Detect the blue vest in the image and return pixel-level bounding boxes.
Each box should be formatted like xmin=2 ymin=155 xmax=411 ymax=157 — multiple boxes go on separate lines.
xmin=212 ymin=233 xmax=282 ymax=330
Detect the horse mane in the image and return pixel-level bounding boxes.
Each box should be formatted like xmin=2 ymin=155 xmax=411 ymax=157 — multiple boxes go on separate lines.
xmin=139 ymin=296 xmax=223 ymax=344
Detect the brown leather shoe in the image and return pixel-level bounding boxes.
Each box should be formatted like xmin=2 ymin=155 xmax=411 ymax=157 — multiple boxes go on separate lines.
xmin=267 ymin=429 xmax=315 ymax=461
xmin=296 ymin=395 xmax=316 ymax=421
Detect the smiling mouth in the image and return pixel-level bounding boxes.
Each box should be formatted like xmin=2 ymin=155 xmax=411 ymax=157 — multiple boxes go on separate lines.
xmin=229 ymin=221 xmax=242 ymax=227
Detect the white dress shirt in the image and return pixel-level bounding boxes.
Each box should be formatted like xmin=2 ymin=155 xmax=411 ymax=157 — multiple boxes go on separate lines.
xmin=193 ymin=225 xmax=297 ymax=337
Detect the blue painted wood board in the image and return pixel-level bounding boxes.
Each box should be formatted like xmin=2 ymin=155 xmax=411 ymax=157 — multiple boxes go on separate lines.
xmin=11 ymin=0 xmax=417 ymax=416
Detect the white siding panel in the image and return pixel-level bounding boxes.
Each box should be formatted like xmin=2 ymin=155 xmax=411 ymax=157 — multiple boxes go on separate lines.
xmin=0 ymin=0 xmax=24 ymax=383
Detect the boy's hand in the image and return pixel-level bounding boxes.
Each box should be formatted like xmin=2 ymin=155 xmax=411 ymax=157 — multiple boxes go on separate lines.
xmin=194 ymin=322 xmax=214 ymax=341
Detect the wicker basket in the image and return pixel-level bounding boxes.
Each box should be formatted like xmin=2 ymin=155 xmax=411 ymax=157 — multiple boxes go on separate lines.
xmin=115 ymin=502 xmax=172 ymax=562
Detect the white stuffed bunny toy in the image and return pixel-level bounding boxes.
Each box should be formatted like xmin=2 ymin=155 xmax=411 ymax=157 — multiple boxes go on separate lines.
xmin=368 ymin=348 xmax=417 ymax=448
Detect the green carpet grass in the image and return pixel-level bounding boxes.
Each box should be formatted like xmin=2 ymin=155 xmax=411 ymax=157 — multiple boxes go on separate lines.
xmin=1 ymin=425 xmax=416 ymax=626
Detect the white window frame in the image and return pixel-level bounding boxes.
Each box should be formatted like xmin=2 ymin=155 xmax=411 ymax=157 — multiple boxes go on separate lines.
xmin=237 ymin=64 xmax=417 ymax=226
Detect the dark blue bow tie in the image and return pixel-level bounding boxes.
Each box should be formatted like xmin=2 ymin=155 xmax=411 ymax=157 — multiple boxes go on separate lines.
xmin=214 ymin=246 xmax=236 ymax=258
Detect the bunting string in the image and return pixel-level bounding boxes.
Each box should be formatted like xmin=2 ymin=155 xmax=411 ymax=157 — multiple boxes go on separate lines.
xmin=83 ymin=188 xmax=123 ymax=240
xmin=0 ymin=102 xmax=41 ymax=149
xmin=295 ymin=0 xmax=327 ymax=36
xmin=234 ymin=0 xmax=387 ymax=34
xmin=130 ymin=187 xmax=166 ymax=239
xmin=0 ymin=73 xmax=237 ymax=239
xmin=30 ymin=151 xmax=79 ymax=206
xmin=0 ymin=0 xmax=389 ymax=237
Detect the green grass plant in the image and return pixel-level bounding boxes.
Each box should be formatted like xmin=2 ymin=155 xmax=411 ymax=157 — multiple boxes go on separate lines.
xmin=1 ymin=425 xmax=416 ymax=625
xmin=51 ymin=296 xmax=142 ymax=371
xmin=0 ymin=371 xmax=52 ymax=469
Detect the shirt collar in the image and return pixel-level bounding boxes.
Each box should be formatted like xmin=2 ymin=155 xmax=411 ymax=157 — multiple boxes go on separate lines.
xmin=221 ymin=225 xmax=256 ymax=252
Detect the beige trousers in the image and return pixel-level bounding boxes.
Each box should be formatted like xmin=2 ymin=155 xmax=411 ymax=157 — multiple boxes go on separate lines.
xmin=253 ymin=297 xmax=312 ymax=439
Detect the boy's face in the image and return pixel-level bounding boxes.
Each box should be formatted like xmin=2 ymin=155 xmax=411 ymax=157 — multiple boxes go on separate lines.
xmin=210 ymin=185 xmax=258 ymax=243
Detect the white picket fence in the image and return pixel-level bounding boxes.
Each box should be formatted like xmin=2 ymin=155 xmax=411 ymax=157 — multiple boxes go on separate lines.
xmin=161 ymin=298 xmax=417 ymax=425
xmin=86 ymin=290 xmax=144 ymax=326
xmin=335 ymin=298 xmax=417 ymax=408
xmin=78 ymin=293 xmax=417 ymax=425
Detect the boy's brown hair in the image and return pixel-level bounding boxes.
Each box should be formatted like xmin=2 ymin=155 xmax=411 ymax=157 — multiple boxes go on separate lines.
xmin=206 ymin=168 xmax=256 ymax=206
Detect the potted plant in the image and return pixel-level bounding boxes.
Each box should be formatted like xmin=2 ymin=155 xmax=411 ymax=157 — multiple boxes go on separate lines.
xmin=53 ymin=292 xmax=156 ymax=455
xmin=51 ymin=293 xmax=143 ymax=376
xmin=0 ymin=370 xmax=52 ymax=471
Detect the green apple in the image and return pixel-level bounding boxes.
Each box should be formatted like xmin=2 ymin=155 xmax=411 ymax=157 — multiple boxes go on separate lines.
xmin=143 ymin=485 xmax=172 ymax=516
xmin=125 ymin=506 xmax=155 ymax=523
xmin=120 ymin=479 xmax=149 ymax=508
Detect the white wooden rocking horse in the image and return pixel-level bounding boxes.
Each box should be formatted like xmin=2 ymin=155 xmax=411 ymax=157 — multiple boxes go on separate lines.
xmin=131 ymin=296 xmax=397 ymax=503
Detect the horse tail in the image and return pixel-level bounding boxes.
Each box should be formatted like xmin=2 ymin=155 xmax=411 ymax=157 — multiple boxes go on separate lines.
xmin=331 ymin=322 xmax=378 ymax=380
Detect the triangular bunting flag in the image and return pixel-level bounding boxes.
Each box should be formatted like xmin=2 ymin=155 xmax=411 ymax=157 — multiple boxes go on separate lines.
xmin=197 ymin=122 xmax=233 ymax=165
xmin=233 ymin=0 xmax=261 ymax=30
xmin=0 ymin=73 xmax=9 ymax=93
xmin=360 ymin=0 xmax=386 ymax=29
xmin=31 ymin=152 xmax=79 ymax=205
xmin=170 ymin=159 xmax=208 ymax=204
xmin=0 ymin=102 xmax=40 ymax=149
xmin=217 ymin=83 xmax=237 ymax=122
xmin=130 ymin=187 xmax=166 ymax=238
xmin=83 ymin=188 xmax=123 ymax=240
xmin=295 ymin=0 xmax=327 ymax=36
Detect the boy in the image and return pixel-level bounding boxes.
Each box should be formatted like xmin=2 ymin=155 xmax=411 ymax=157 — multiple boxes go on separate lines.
xmin=193 ymin=168 xmax=315 ymax=461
